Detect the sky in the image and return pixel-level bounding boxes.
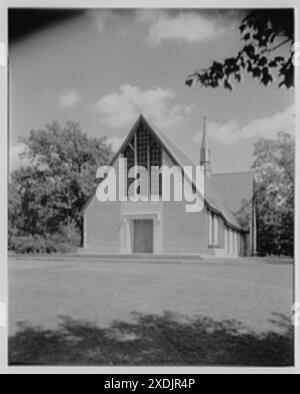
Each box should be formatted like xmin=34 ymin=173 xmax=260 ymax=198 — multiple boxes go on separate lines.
xmin=9 ymin=9 xmax=295 ymax=174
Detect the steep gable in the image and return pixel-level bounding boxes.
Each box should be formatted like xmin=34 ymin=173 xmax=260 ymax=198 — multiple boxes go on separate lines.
xmin=82 ymin=115 xmax=246 ymax=231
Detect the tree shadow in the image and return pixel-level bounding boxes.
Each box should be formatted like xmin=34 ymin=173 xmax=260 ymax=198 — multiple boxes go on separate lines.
xmin=9 ymin=312 xmax=294 ymax=366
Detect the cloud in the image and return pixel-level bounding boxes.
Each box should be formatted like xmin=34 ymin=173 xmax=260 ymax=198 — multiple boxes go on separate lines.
xmin=193 ymin=106 xmax=295 ymax=145
xmin=96 ymin=84 xmax=191 ymax=130
xmin=59 ymin=90 xmax=82 ymax=108
xmin=86 ymin=10 xmax=115 ymax=32
xmin=136 ymin=10 xmax=229 ymax=45
xmin=106 ymin=137 xmax=124 ymax=152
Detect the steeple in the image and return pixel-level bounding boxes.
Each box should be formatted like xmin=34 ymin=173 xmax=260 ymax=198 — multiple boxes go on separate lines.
xmin=200 ymin=116 xmax=212 ymax=177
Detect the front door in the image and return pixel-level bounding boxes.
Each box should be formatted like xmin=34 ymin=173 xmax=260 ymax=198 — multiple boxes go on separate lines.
xmin=133 ymin=220 xmax=154 ymax=253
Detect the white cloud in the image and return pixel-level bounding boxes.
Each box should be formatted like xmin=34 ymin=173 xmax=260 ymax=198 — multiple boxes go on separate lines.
xmin=106 ymin=137 xmax=124 ymax=152
xmin=193 ymin=106 xmax=295 ymax=145
xmin=86 ymin=10 xmax=115 ymax=32
xmin=59 ymin=90 xmax=81 ymax=108
xmin=136 ymin=10 xmax=228 ymax=45
xmin=96 ymin=84 xmax=191 ymax=130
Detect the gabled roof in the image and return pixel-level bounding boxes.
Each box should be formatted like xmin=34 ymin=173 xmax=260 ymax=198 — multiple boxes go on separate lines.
xmin=82 ymin=115 xmax=248 ymax=231
xmin=147 ymin=119 xmax=243 ymax=230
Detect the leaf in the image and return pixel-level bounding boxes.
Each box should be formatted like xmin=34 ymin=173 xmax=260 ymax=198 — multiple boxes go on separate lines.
xmin=234 ymin=73 xmax=242 ymax=82
xmin=212 ymin=61 xmax=223 ymax=71
xmin=186 ymin=10 xmax=294 ymax=90
xmin=244 ymin=44 xmax=255 ymax=58
xmin=258 ymin=56 xmax=268 ymax=66
xmin=224 ymin=79 xmax=233 ymax=91
xmin=185 ymin=78 xmax=194 ymax=88
xmin=225 ymin=57 xmax=237 ymax=67
xmin=240 ymin=24 xmax=246 ymax=33
xmin=269 ymin=60 xmax=277 ymax=67
xmin=261 ymin=72 xmax=273 ymax=86
xmin=252 ymin=68 xmax=261 ymax=78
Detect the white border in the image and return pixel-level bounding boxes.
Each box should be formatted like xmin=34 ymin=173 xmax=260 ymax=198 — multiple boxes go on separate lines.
xmin=0 ymin=0 xmax=299 ymax=374
xmin=294 ymin=0 xmax=300 ymax=372
xmin=0 ymin=0 xmax=8 ymax=375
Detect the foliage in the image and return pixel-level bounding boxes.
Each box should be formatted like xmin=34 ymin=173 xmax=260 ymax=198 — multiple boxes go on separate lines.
xmin=9 ymin=121 xmax=113 ymax=253
xmin=186 ymin=10 xmax=294 ymax=90
xmin=9 ymin=233 xmax=78 ymax=255
xmin=253 ymin=132 xmax=294 ymax=256
xmin=235 ymin=198 xmax=252 ymax=230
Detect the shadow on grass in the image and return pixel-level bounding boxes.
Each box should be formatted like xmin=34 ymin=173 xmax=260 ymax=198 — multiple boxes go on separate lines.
xmin=9 ymin=312 xmax=294 ymax=366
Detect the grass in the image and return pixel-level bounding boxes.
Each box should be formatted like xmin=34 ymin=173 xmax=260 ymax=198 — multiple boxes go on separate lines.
xmin=9 ymin=257 xmax=294 ymax=366
xmin=9 ymin=312 xmax=294 ymax=367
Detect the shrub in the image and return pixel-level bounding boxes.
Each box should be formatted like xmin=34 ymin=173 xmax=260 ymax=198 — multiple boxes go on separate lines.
xmin=9 ymin=229 xmax=80 ymax=255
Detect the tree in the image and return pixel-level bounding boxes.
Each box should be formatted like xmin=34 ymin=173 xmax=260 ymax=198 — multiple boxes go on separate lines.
xmin=186 ymin=10 xmax=294 ymax=90
xmin=253 ymin=131 xmax=294 ymax=256
xmin=8 ymin=181 xmax=23 ymax=240
xmin=9 ymin=121 xmax=113 ymax=252
xmin=234 ymin=198 xmax=252 ymax=230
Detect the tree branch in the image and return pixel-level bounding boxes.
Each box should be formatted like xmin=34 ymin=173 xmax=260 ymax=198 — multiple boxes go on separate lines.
xmin=262 ymin=38 xmax=291 ymax=54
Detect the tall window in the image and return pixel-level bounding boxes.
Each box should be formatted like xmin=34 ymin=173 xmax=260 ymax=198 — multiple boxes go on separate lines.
xmin=123 ymin=144 xmax=135 ymax=197
xmin=137 ymin=127 xmax=148 ymax=168
xmin=150 ymin=141 xmax=162 ymax=196
xmin=225 ymin=226 xmax=229 ymax=252
xmin=209 ymin=212 xmax=213 ymax=245
xmin=227 ymin=227 xmax=230 ymax=253
xmin=214 ymin=215 xmax=219 ymax=245
xmin=234 ymin=231 xmax=238 ymax=255
xmin=209 ymin=211 xmax=219 ymax=246
xmin=231 ymin=230 xmax=235 ymax=254
xmin=123 ymin=125 xmax=162 ymax=197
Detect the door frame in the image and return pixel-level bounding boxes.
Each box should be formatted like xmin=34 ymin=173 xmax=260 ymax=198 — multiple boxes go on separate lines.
xmin=121 ymin=212 xmax=162 ymax=254
xmin=132 ymin=219 xmax=154 ymax=254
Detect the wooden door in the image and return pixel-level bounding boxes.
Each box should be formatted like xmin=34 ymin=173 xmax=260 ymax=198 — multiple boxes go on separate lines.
xmin=133 ymin=220 xmax=154 ymax=253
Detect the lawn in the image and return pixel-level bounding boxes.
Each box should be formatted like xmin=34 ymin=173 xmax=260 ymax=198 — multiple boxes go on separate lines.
xmin=9 ymin=256 xmax=294 ymax=366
